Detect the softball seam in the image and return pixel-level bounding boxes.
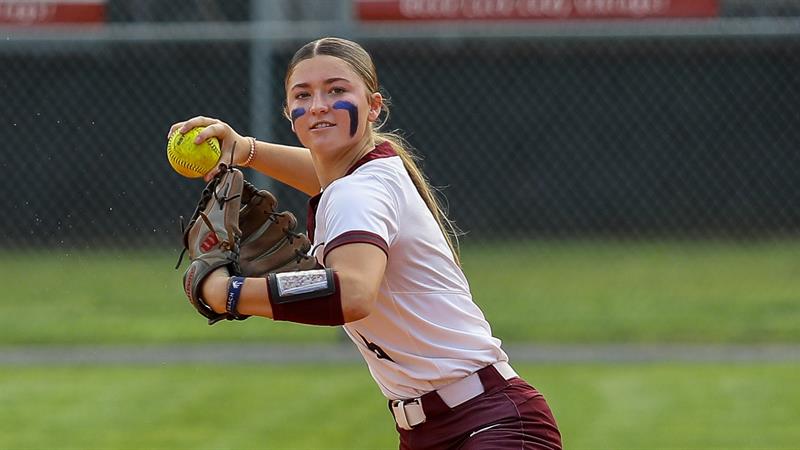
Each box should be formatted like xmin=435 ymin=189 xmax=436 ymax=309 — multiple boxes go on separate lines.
xmin=167 ymin=147 xmax=207 ymax=176
xmin=167 ymin=131 xmax=221 ymax=177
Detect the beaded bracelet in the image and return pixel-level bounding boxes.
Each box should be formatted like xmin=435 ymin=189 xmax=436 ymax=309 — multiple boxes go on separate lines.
xmin=242 ymin=137 xmax=257 ymax=167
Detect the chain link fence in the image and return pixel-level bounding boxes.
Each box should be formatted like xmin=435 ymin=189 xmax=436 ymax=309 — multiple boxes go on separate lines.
xmin=1 ymin=21 xmax=799 ymax=250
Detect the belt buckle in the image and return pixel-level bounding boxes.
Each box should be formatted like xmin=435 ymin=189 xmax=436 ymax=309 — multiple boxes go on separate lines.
xmin=391 ymin=398 xmax=424 ymax=430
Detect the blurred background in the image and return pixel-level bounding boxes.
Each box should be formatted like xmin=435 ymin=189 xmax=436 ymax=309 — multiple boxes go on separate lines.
xmin=1 ymin=0 xmax=799 ymax=449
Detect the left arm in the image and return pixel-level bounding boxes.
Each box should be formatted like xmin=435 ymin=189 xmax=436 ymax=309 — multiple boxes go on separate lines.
xmin=201 ymin=242 xmax=387 ymax=323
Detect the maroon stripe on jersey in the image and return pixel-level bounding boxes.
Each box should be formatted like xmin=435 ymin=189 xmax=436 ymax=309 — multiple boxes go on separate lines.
xmin=323 ymin=230 xmax=389 ymax=263
xmin=306 ymin=142 xmax=396 ymax=244
xmin=306 ymin=192 xmax=322 ymax=243
xmin=345 ymin=141 xmax=397 ymax=176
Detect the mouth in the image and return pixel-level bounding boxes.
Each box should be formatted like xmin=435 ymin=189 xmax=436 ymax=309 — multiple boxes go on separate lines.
xmin=310 ymin=121 xmax=336 ymax=130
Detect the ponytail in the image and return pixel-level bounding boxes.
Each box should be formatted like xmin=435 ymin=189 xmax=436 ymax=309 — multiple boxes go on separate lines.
xmin=374 ymin=131 xmax=462 ymax=266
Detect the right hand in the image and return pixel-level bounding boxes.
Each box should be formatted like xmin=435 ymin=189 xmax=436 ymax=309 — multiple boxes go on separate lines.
xmin=167 ymin=116 xmax=251 ymax=182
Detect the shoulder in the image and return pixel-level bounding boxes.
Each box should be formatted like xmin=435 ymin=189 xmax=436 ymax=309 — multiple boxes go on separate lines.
xmin=316 ymin=157 xmax=404 ymax=247
xmin=324 ymin=156 xmax=405 ymax=201
xmin=349 ymin=155 xmax=405 ymax=184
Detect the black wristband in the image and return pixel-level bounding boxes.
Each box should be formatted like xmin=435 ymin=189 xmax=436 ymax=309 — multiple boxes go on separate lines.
xmin=225 ymin=276 xmax=249 ymax=320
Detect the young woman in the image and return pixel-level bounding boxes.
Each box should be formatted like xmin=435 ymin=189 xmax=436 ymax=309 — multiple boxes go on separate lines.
xmin=169 ymin=37 xmax=561 ymax=450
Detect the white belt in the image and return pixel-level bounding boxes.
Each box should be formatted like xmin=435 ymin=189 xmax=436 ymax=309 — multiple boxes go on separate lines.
xmin=390 ymin=361 xmax=518 ymax=431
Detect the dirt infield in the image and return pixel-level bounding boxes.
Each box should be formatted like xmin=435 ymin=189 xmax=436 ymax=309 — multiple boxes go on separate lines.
xmin=1 ymin=343 xmax=799 ymax=365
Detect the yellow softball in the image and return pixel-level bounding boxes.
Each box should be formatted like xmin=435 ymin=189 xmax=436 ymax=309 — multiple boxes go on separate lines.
xmin=166 ymin=126 xmax=222 ymax=178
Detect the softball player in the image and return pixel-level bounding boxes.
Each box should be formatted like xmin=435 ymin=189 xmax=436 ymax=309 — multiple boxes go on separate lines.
xmin=171 ymin=37 xmax=561 ymax=449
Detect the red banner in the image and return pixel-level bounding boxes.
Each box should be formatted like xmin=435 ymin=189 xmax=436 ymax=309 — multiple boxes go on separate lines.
xmin=0 ymin=1 xmax=105 ymax=25
xmin=357 ymin=0 xmax=719 ymax=21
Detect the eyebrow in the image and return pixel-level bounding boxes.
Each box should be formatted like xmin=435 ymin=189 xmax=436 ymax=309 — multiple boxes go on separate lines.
xmin=290 ymin=77 xmax=351 ymax=90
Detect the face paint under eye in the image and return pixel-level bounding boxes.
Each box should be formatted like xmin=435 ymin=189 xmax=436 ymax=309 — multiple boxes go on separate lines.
xmin=333 ymin=100 xmax=358 ymax=137
xmin=291 ymin=107 xmax=306 ymax=124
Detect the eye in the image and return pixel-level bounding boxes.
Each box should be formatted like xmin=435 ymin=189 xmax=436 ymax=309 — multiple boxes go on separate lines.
xmin=294 ymin=92 xmax=310 ymax=100
xmin=330 ymin=86 xmax=346 ymax=95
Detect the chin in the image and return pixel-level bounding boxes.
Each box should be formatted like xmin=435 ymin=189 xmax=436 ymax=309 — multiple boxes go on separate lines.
xmin=307 ymin=136 xmax=356 ymax=155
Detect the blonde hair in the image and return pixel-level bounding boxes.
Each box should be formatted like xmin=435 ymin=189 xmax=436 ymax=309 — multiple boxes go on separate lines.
xmin=284 ymin=37 xmax=462 ymax=265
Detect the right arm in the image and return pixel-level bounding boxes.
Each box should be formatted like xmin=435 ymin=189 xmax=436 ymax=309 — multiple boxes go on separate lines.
xmin=247 ymin=140 xmax=320 ymax=196
xmin=168 ymin=116 xmax=320 ymax=196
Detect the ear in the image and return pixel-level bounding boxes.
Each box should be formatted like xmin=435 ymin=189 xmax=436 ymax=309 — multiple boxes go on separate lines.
xmin=367 ymin=92 xmax=383 ymax=123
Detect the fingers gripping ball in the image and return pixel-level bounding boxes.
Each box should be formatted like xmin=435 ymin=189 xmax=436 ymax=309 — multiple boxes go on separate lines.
xmin=167 ymin=127 xmax=222 ymax=178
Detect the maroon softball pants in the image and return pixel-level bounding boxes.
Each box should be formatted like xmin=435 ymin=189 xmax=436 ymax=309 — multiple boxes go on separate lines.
xmin=392 ymin=365 xmax=562 ymax=450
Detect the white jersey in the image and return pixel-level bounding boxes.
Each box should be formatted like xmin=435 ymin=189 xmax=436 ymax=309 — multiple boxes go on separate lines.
xmin=308 ymin=142 xmax=508 ymax=400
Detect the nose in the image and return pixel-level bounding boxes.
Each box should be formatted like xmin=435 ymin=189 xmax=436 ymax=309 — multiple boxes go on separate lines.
xmin=309 ymin=92 xmax=329 ymax=115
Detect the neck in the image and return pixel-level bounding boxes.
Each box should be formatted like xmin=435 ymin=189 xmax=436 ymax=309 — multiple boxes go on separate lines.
xmin=312 ymin=134 xmax=376 ymax=189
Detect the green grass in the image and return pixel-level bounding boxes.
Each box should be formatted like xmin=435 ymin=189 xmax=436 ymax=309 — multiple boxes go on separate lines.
xmin=0 ymin=362 xmax=797 ymax=449
xmin=1 ymin=239 xmax=799 ymax=345
xmin=0 ymin=250 xmax=339 ymax=345
xmin=466 ymin=239 xmax=800 ymax=343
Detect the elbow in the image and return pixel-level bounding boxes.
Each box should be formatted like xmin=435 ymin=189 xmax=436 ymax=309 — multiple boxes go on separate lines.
xmin=330 ymin=260 xmax=384 ymax=323
xmin=340 ymin=290 xmax=376 ymax=323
